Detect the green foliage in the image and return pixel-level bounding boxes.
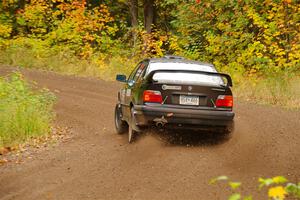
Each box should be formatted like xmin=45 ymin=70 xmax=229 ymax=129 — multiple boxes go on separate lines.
xmin=228 ymin=193 xmax=241 ymax=200
xmin=173 ymin=0 xmax=300 ymax=73
xmin=229 ymin=182 xmax=242 ymax=190
xmin=259 ymin=176 xmax=288 ymax=189
xmin=285 ymin=183 xmax=300 ymax=198
xmin=210 ymin=176 xmax=300 ymax=200
xmin=0 ymin=0 xmax=118 ymax=58
xmin=0 ymin=72 xmax=56 ymax=148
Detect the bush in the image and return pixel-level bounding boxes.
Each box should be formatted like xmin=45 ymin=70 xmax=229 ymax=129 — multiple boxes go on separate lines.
xmin=210 ymin=176 xmax=300 ymax=200
xmin=0 ymin=72 xmax=56 ymax=148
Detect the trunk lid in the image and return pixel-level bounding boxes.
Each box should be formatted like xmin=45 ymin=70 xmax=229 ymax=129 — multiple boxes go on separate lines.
xmin=144 ymin=70 xmax=233 ymax=109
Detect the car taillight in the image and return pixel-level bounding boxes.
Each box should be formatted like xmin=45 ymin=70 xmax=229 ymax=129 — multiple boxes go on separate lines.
xmin=143 ymin=90 xmax=163 ymax=103
xmin=216 ymin=95 xmax=233 ymax=107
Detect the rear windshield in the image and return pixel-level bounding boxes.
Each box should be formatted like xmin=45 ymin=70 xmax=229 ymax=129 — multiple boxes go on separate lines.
xmin=148 ymin=63 xmax=224 ymax=86
xmin=152 ymin=72 xmax=224 ymax=86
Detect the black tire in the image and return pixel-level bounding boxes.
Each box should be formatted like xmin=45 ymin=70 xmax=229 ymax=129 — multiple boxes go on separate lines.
xmin=114 ymin=104 xmax=128 ymax=134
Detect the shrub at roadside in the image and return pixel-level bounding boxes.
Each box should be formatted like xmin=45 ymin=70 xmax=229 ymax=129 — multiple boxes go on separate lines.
xmin=210 ymin=175 xmax=300 ymax=200
xmin=0 ymin=72 xmax=56 ymax=148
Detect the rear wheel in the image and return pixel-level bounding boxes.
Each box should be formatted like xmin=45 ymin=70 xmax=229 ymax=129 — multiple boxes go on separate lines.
xmin=114 ymin=104 xmax=128 ymax=134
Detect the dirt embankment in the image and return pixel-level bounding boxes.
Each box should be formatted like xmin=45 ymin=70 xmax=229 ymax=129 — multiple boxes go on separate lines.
xmin=0 ymin=67 xmax=299 ymax=200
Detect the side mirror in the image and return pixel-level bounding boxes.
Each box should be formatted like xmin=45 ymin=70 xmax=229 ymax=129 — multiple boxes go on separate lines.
xmin=116 ymin=74 xmax=127 ymax=82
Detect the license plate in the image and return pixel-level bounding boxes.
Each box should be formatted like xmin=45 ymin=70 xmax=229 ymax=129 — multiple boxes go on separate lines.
xmin=179 ymin=95 xmax=199 ymax=105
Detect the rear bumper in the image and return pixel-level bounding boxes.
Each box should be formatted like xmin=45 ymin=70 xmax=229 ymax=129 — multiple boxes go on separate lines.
xmin=133 ymin=104 xmax=234 ymax=128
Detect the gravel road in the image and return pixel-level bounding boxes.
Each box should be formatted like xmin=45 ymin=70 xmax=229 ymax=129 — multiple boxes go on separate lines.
xmin=0 ymin=67 xmax=299 ymax=200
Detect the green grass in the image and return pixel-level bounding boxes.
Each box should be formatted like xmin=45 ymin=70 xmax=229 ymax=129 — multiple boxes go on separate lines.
xmin=0 ymin=72 xmax=56 ymax=148
xmin=0 ymin=39 xmax=138 ymax=80
xmin=234 ymin=74 xmax=300 ymax=109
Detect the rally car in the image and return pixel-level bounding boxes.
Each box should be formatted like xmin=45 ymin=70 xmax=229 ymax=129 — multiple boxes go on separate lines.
xmin=115 ymin=56 xmax=234 ymax=142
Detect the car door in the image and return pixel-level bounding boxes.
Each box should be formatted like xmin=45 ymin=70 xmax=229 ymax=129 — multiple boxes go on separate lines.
xmin=126 ymin=61 xmax=149 ymax=102
xmin=121 ymin=62 xmax=145 ymax=120
xmin=131 ymin=61 xmax=148 ymax=105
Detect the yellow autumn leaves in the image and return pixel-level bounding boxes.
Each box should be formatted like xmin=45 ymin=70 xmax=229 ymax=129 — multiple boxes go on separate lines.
xmin=268 ymin=186 xmax=287 ymax=200
xmin=210 ymin=176 xmax=300 ymax=200
xmin=176 ymin=0 xmax=300 ymax=73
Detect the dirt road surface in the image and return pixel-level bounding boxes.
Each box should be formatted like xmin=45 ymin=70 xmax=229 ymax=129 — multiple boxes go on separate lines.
xmin=0 ymin=67 xmax=299 ymax=200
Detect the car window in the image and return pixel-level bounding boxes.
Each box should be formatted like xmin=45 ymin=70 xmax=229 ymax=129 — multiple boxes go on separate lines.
xmin=146 ymin=62 xmax=224 ymax=86
xmin=134 ymin=62 xmax=148 ymax=82
xmin=128 ymin=63 xmax=141 ymax=81
xmin=133 ymin=63 xmax=144 ymax=81
xmin=152 ymin=72 xmax=224 ymax=86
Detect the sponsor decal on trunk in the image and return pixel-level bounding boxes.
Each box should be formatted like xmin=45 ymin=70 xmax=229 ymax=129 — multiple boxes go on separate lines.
xmin=162 ymin=85 xmax=182 ymax=91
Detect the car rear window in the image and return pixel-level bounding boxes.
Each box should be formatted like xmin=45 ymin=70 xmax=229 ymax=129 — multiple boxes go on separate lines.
xmin=148 ymin=63 xmax=224 ymax=86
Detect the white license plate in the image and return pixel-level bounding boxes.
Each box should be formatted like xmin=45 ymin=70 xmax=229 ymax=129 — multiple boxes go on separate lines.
xmin=179 ymin=95 xmax=199 ymax=105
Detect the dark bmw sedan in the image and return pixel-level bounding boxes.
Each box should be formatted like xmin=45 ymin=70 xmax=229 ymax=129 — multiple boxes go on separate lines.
xmin=115 ymin=56 xmax=235 ymax=142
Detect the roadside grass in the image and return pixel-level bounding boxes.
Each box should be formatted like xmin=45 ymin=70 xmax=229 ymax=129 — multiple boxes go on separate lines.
xmin=0 ymin=72 xmax=56 ymax=148
xmin=0 ymin=45 xmax=102 ymax=77
xmin=0 ymin=46 xmax=299 ymax=109
xmin=234 ymin=74 xmax=300 ymax=109
xmin=0 ymin=41 xmax=138 ymax=80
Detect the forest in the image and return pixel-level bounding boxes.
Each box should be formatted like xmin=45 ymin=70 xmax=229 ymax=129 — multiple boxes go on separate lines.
xmin=0 ymin=0 xmax=299 ymax=107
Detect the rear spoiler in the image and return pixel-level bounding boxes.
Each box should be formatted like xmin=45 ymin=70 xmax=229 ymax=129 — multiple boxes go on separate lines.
xmin=145 ymin=69 xmax=233 ymax=87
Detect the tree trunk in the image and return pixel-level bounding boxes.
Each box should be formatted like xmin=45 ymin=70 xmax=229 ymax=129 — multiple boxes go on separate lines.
xmin=129 ymin=0 xmax=138 ymax=28
xmin=17 ymin=0 xmax=26 ymax=9
xmin=143 ymin=0 xmax=155 ymax=33
xmin=129 ymin=0 xmax=139 ymax=55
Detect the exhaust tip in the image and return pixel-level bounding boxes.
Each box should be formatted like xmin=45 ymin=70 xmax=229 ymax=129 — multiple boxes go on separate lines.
xmin=155 ymin=122 xmax=164 ymax=128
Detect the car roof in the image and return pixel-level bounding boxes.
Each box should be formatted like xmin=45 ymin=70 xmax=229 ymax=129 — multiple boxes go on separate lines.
xmin=147 ymin=56 xmax=214 ymax=68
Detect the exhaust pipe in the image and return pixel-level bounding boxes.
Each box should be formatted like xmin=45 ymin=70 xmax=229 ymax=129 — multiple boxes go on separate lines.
xmin=155 ymin=122 xmax=165 ymax=129
xmin=153 ymin=116 xmax=168 ymax=129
